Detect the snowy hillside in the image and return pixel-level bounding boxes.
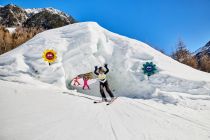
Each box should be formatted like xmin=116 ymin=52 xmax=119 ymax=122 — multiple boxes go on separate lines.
xmin=0 ymin=22 xmax=210 ymax=140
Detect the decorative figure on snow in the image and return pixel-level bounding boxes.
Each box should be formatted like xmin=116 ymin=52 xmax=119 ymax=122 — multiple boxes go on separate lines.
xmin=142 ymin=62 xmax=157 ymax=77
xmin=83 ymin=75 xmax=90 ymax=90
xmin=73 ymin=76 xmax=81 ymax=86
xmin=42 ymin=49 xmax=57 ymax=65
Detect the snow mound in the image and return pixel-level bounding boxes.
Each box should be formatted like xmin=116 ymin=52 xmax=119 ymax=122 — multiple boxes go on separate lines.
xmin=0 ymin=22 xmax=210 ymax=99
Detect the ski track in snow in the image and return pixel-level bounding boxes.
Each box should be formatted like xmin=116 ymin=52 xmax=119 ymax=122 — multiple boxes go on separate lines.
xmin=0 ymin=80 xmax=210 ymax=140
xmin=129 ymin=99 xmax=210 ymax=131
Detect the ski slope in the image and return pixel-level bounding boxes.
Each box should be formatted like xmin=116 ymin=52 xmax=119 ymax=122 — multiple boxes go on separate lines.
xmin=0 ymin=22 xmax=210 ymax=140
xmin=0 ymin=80 xmax=210 ymax=140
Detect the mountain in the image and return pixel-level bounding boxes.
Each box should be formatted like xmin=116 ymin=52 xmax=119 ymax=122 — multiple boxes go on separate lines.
xmin=0 ymin=4 xmax=27 ymax=26
xmin=0 ymin=4 xmax=76 ymax=29
xmin=24 ymin=9 xmax=75 ymax=29
xmin=194 ymin=41 xmax=210 ymax=58
xmin=0 ymin=22 xmax=210 ymax=140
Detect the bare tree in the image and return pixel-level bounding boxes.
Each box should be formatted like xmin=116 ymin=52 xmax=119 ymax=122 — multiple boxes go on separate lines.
xmin=171 ymin=39 xmax=198 ymax=69
xmin=200 ymin=55 xmax=210 ymax=72
xmin=0 ymin=25 xmax=44 ymax=55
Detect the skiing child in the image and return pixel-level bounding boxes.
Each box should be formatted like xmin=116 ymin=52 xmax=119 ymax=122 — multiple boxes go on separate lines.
xmin=83 ymin=75 xmax=90 ymax=90
xmin=73 ymin=76 xmax=81 ymax=86
xmin=94 ymin=64 xmax=115 ymax=102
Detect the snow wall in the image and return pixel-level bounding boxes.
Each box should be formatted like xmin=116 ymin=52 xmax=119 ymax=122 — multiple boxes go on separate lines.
xmin=0 ymin=22 xmax=210 ymax=98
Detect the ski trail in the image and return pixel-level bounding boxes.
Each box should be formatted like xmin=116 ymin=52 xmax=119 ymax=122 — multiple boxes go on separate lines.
xmin=129 ymin=99 xmax=210 ymax=131
xmin=1 ymin=82 xmax=210 ymax=140
xmin=105 ymin=97 xmax=210 ymax=140
xmin=106 ymin=99 xmax=142 ymax=139
xmin=62 ymin=91 xmax=96 ymax=101
xmin=109 ymin=120 xmax=118 ymax=140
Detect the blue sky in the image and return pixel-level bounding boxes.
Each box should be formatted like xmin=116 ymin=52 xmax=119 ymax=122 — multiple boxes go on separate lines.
xmin=1 ymin=0 xmax=210 ymax=54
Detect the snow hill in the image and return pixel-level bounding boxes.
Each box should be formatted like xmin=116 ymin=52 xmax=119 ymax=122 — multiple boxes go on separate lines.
xmin=0 ymin=22 xmax=210 ymax=140
xmin=0 ymin=22 xmax=210 ymax=98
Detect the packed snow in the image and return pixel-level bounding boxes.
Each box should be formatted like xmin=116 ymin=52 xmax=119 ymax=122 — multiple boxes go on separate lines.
xmin=0 ymin=80 xmax=210 ymax=140
xmin=0 ymin=22 xmax=210 ymax=98
xmin=0 ymin=22 xmax=210 ymax=140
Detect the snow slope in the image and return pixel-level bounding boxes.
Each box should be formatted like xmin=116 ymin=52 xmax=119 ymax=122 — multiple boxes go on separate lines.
xmin=0 ymin=22 xmax=210 ymax=140
xmin=0 ymin=80 xmax=210 ymax=140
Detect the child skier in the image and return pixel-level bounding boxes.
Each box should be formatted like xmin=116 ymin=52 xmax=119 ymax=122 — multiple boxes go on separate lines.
xmin=83 ymin=75 xmax=90 ymax=90
xmin=94 ymin=64 xmax=115 ymax=102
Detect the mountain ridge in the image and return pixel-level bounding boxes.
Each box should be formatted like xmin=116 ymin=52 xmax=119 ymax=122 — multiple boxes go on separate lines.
xmin=194 ymin=41 xmax=210 ymax=58
xmin=0 ymin=4 xmax=76 ymax=29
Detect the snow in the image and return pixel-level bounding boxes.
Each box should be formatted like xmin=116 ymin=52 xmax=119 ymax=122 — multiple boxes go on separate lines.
xmin=25 ymin=7 xmax=62 ymax=15
xmin=25 ymin=8 xmax=43 ymax=15
xmin=0 ymin=22 xmax=210 ymax=98
xmin=0 ymin=80 xmax=210 ymax=140
xmin=0 ymin=22 xmax=210 ymax=140
xmin=25 ymin=7 xmax=70 ymax=18
xmin=6 ymin=27 xmax=16 ymax=33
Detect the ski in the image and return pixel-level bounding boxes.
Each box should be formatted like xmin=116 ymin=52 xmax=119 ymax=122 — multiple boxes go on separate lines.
xmin=106 ymin=97 xmax=118 ymax=105
xmin=93 ymin=100 xmax=107 ymax=104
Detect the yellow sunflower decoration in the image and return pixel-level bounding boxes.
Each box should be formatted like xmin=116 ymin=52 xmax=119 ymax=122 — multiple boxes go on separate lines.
xmin=42 ymin=49 xmax=57 ymax=64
